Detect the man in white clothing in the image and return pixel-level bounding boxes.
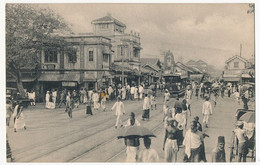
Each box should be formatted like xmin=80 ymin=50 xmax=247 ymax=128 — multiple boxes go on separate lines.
xmin=111 ymin=97 xmax=125 ymax=128
xmin=108 ymin=86 xmax=114 ymax=100
xmin=139 ymin=85 xmax=144 ymax=100
xmin=142 ymin=93 xmax=151 ymax=120
xmin=130 ymin=86 xmax=135 ymax=100
xmin=92 ymin=91 xmax=100 ymax=111
xmin=138 ymin=137 xmax=159 ymax=162
xmin=202 ymin=97 xmax=213 ymax=128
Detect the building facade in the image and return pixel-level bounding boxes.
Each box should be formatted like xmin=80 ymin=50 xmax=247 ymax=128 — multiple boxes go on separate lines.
xmin=38 ymin=35 xmax=112 ymax=97
xmin=222 ymin=55 xmax=251 ymax=83
xmin=91 ymin=14 xmax=142 ymax=86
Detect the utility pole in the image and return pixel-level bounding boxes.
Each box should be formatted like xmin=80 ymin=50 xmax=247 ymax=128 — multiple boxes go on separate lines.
xmin=240 ymin=44 xmax=242 ymax=57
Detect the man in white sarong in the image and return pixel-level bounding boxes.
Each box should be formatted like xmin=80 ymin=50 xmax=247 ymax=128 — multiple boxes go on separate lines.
xmin=111 ymin=97 xmax=125 ymax=128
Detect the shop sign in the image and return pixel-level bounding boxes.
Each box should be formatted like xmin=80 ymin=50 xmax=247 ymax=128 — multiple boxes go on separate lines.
xmin=62 ymin=82 xmax=77 ymax=87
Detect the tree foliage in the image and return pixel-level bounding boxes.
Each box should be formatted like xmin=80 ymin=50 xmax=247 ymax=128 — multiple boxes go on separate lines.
xmin=247 ymin=3 xmax=255 ymax=14
xmin=6 ymin=4 xmax=72 ymax=95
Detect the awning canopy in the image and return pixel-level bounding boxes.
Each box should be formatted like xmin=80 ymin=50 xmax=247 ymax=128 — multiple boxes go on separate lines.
xmin=39 ymin=73 xmax=80 ymax=82
xmin=6 ymin=77 xmax=36 ymax=83
xmin=223 ymin=77 xmax=240 ymax=82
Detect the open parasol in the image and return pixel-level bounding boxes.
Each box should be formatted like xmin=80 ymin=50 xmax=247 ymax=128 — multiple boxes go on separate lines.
xmin=117 ymin=126 xmax=156 ymax=139
xmin=239 ymin=112 xmax=255 ymax=123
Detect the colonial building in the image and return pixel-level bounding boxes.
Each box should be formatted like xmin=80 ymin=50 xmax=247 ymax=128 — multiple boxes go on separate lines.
xmin=91 ymin=14 xmax=142 ymax=85
xmin=38 ymin=34 xmax=112 ymax=95
xmin=222 ymin=55 xmax=251 ymax=83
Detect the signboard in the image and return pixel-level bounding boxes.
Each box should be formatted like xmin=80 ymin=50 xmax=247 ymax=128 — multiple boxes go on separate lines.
xmin=164 ymin=50 xmax=175 ymax=72
xmin=62 ymin=82 xmax=77 ymax=87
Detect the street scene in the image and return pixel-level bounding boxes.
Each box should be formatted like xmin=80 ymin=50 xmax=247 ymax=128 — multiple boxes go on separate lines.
xmin=5 ymin=3 xmax=255 ymax=163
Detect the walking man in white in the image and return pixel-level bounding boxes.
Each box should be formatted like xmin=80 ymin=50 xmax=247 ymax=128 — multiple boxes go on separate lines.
xmin=202 ymin=96 xmax=213 ymax=128
xmin=139 ymin=85 xmax=144 ymax=100
xmin=111 ymin=96 xmax=125 ymax=129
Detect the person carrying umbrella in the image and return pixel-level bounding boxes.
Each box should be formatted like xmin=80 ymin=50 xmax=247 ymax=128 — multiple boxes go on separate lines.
xmin=111 ymin=96 xmax=125 ymax=129
xmin=138 ymin=137 xmax=159 ymax=162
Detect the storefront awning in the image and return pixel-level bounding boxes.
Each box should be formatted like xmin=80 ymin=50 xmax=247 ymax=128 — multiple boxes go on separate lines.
xmin=39 ymin=74 xmax=80 ymax=82
xmin=6 ymin=77 xmax=36 ymax=83
xmin=223 ymin=77 xmax=240 ymax=82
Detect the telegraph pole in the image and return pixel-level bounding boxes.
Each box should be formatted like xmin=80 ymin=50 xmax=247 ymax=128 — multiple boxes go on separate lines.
xmin=240 ymin=44 xmax=242 ymax=57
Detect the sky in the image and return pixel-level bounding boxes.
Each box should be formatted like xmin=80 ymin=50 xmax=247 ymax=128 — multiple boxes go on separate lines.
xmin=34 ymin=3 xmax=255 ymax=69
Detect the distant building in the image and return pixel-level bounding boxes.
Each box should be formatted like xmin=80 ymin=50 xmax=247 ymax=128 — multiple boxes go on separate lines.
xmin=186 ymin=60 xmax=208 ymax=73
xmin=222 ymin=55 xmax=251 ymax=83
xmin=140 ymin=58 xmax=162 ymax=83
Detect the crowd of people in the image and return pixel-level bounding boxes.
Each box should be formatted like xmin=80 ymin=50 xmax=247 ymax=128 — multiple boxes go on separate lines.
xmin=6 ymin=79 xmax=255 ymax=163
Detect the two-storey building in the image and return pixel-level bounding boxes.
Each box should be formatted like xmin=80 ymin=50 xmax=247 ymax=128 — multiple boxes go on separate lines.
xmin=91 ymin=14 xmax=142 ymax=85
xmin=222 ymin=55 xmax=251 ymax=83
xmin=38 ymin=34 xmax=112 ymax=95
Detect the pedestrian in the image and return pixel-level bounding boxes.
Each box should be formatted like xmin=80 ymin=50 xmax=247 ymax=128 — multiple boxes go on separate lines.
xmin=163 ymin=118 xmax=179 ymax=162
xmin=124 ymin=112 xmax=140 ymax=127
xmin=233 ymin=89 xmax=240 ymax=105
xmin=182 ymin=99 xmax=189 ymax=127
xmin=241 ymin=89 xmax=249 ymax=110
xmin=100 ymin=90 xmax=107 ymax=111
xmin=121 ymin=86 xmax=126 ymax=100
xmin=212 ymin=136 xmax=226 ymax=162
xmin=164 ymin=89 xmax=170 ymax=103
xmin=126 ymin=84 xmax=131 ymax=100
xmin=79 ymin=88 xmax=85 ymax=104
xmin=58 ymin=89 xmax=66 ymax=108
xmin=111 ymin=96 xmax=125 ymax=129
xmin=86 ymin=96 xmax=93 ymax=116
xmin=139 ymin=84 xmax=144 ymax=100
xmin=202 ymin=96 xmax=213 ymax=128
xmin=130 ymin=85 xmax=135 ymax=100
xmin=92 ymin=90 xmax=100 ymax=111
xmin=72 ymin=90 xmax=79 ymax=108
xmin=13 ymin=103 xmax=26 ymax=132
xmin=6 ymin=100 xmax=14 ymax=162
xmin=45 ymin=91 xmax=50 ymax=108
xmin=150 ymin=93 xmax=156 ymax=110
xmin=174 ymin=108 xmax=185 ymax=146
xmin=142 ymin=93 xmax=150 ymax=120
xmin=52 ymin=89 xmax=57 ymax=106
xmin=174 ymin=97 xmax=182 ymax=113
xmin=232 ymin=121 xmax=248 ymax=162
xmin=28 ymin=90 xmax=36 ymax=106
xmin=134 ymin=86 xmax=139 ymax=100
xmin=183 ymin=121 xmax=204 ymax=162
xmin=193 ymin=116 xmax=203 ymax=132
xmin=138 ymin=137 xmax=159 ymax=162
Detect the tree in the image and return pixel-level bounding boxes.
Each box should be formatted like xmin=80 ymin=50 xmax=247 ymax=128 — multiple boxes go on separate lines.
xmin=6 ymin=4 xmax=71 ymax=96
xmin=247 ymin=3 xmax=254 ymax=14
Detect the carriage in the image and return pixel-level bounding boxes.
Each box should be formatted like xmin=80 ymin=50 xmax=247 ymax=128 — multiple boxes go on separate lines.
xmin=229 ymin=109 xmax=255 ymax=162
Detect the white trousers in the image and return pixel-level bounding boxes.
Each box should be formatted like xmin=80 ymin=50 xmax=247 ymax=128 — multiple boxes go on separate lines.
xmin=202 ymin=114 xmax=209 ymax=124
xmin=115 ymin=115 xmax=123 ymax=127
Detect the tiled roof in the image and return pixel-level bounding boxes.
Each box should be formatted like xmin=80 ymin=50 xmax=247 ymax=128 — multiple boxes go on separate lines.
xmin=186 ymin=60 xmax=196 ymax=65
xmin=140 ymin=58 xmax=161 ymax=71
xmin=176 ymin=62 xmax=194 ymax=72
xmin=226 ymin=55 xmax=249 ymax=64
xmin=91 ymin=14 xmax=126 ymax=27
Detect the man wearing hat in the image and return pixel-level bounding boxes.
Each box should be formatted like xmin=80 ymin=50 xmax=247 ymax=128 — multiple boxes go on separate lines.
xmin=202 ymin=96 xmax=212 ymax=128
xmin=212 ymin=136 xmax=226 ymax=162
